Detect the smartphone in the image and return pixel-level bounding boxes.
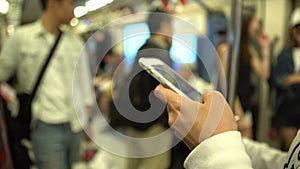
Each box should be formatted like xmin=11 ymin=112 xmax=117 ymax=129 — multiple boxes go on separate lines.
xmin=138 ymin=57 xmax=202 ymax=101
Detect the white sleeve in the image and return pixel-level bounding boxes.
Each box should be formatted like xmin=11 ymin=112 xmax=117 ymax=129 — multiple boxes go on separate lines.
xmin=0 ymin=33 xmax=20 ymax=83
xmin=184 ymin=131 xmax=253 ymax=169
xmin=243 ymin=138 xmax=287 ymax=169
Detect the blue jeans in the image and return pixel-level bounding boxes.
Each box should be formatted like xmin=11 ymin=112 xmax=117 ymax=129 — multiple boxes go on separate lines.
xmin=32 ymin=121 xmax=82 ymax=169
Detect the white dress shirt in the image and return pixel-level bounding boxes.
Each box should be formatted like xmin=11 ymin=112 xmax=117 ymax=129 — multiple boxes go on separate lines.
xmin=0 ymin=21 xmax=94 ymax=132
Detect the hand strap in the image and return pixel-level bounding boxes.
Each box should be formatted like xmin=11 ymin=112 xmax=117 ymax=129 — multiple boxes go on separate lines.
xmin=31 ymin=31 xmax=63 ymax=99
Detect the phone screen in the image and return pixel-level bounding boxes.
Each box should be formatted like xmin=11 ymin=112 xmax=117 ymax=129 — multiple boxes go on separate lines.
xmin=152 ymin=64 xmax=201 ymax=101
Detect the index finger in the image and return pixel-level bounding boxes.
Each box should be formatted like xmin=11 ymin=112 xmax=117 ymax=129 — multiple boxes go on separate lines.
xmin=154 ymin=84 xmax=180 ymax=103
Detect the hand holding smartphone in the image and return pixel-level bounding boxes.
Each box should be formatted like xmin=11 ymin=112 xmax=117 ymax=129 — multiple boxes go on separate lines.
xmin=138 ymin=57 xmax=202 ymax=101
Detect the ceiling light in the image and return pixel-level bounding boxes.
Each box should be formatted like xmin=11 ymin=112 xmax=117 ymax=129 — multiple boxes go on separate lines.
xmin=85 ymin=0 xmax=114 ymax=12
xmin=74 ymin=6 xmax=88 ymax=18
xmin=0 ymin=0 xmax=9 ymax=14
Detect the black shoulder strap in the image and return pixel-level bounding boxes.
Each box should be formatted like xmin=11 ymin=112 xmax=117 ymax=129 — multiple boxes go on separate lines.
xmin=31 ymin=31 xmax=63 ymax=99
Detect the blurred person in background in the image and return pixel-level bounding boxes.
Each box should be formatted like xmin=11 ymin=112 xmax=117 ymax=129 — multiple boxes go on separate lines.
xmin=237 ymin=6 xmax=271 ymax=140
xmin=217 ymin=42 xmax=254 ymax=139
xmin=217 ymin=14 xmax=253 ymax=139
xmin=218 ymin=39 xmax=253 ymax=139
xmin=0 ymin=0 xmax=94 ymax=168
xmin=270 ymin=7 xmax=300 ymax=151
xmin=109 ymin=9 xmax=174 ymax=169
xmin=126 ymin=9 xmax=173 ymax=169
xmin=95 ymin=49 xmax=121 ymax=120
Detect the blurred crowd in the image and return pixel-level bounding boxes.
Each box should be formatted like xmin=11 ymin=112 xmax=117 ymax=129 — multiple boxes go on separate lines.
xmin=0 ymin=0 xmax=300 ymax=169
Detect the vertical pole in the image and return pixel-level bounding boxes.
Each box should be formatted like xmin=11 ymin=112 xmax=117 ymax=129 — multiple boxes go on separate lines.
xmin=226 ymin=0 xmax=242 ymax=111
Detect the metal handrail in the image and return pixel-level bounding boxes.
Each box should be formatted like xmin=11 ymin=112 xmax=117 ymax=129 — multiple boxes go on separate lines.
xmin=226 ymin=0 xmax=242 ymax=110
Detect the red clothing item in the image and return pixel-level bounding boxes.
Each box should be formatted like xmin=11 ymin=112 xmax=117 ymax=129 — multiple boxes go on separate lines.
xmin=0 ymin=95 xmax=14 ymax=169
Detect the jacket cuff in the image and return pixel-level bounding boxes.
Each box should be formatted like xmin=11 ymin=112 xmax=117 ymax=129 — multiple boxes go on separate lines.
xmin=184 ymin=131 xmax=252 ymax=169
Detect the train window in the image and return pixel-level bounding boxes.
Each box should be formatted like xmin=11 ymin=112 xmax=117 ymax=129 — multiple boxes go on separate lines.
xmin=123 ymin=23 xmax=150 ymax=65
xmin=170 ymin=34 xmax=197 ymax=64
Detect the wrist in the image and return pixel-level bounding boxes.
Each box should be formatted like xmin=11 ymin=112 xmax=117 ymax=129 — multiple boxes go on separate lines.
xmin=262 ymin=49 xmax=270 ymax=59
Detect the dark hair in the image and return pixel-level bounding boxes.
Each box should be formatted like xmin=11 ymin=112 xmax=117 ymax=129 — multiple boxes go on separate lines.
xmin=147 ymin=9 xmax=172 ymax=33
xmin=291 ymin=25 xmax=300 ymax=47
xmin=40 ymin=0 xmax=47 ymax=10
xmin=40 ymin=0 xmax=62 ymax=10
xmin=240 ymin=6 xmax=256 ymax=62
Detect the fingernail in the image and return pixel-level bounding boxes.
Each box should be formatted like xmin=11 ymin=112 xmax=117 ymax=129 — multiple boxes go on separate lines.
xmin=154 ymin=89 xmax=163 ymax=98
xmin=154 ymin=89 xmax=166 ymax=102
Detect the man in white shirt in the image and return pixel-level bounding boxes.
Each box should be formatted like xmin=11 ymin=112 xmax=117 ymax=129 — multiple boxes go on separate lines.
xmin=154 ymin=85 xmax=299 ymax=169
xmin=0 ymin=0 xmax=94 ymax=168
